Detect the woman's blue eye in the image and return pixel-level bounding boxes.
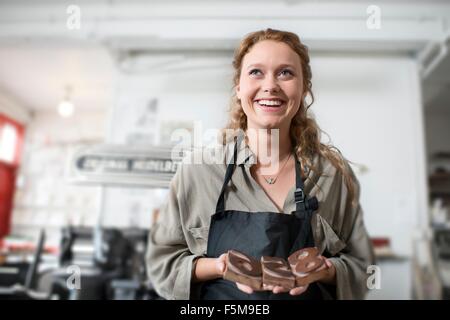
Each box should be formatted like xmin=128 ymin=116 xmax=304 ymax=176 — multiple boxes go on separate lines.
xmin=249 ymin=69 xmax=262 ymax=76
xmin=279 ymin=69 xmax=293 ymax=76
xmin=248 ymin=68 xmax=293 ymax=77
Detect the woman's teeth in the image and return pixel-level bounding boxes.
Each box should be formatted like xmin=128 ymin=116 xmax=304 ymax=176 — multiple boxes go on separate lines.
xmin=257 ymin=100 xmax=283 ymax=106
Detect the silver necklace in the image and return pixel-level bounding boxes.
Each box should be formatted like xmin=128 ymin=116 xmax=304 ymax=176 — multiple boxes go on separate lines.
xmin=261 ymin=153 xmax=292 ymax=185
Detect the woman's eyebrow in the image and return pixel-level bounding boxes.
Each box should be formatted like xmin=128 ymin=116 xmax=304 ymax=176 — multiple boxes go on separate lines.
xmin=277 ymin=64 xmax=296 ymax=69
xmin=246 ymin=63 xmax=264 ymax=70
xmin=246 ymin=63 xmax=296 ymax=70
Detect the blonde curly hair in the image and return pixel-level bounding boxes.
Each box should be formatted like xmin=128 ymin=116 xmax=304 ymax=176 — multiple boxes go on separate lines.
xmin=223 ymin=28 xmax=357 ymax=206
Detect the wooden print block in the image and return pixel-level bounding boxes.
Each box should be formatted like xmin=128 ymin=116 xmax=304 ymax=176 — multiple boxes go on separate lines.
xmin=223 ymin=249 xmax=263 ymax=291
xmin=261 ymin=256 xmax=295 ymax=289
xmin=288 ymin=247 xmax=328 ymax=287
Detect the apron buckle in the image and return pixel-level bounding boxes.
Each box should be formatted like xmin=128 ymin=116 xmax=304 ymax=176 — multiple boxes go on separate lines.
xmin=294 ymin=188 xmax=305 ymax=203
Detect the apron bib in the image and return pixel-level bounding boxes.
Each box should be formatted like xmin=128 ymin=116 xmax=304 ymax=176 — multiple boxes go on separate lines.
xmin=200 ymin=137 xmax=323 ymax=300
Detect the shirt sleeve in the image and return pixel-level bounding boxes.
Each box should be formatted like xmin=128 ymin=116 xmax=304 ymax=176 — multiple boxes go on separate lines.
xmin=145 ymin=163 xmax=203 ymax=300
xmin=329 ymin=204 xmax=375 ymax=299
xmin=324 ymin=161 xmax=376 ymax=300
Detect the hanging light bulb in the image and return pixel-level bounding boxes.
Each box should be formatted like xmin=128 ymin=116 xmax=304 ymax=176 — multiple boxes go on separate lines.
xmin=58 ymin=100 xmax=74 ymax=117
xmin=58 ymin=85 xmax=75 ymax=118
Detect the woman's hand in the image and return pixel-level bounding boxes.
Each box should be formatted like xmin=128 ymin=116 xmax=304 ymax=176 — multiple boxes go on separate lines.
xmin=192 ymin=253 xmax=228 ymax=283
xmin=215 ymin=253 xmax=228 ymax=277
xmin=235 ymin=257 xmax=336 ymax=295
xmin=317 ymin=258 xmax=336 ymax=285
xmin=236 ymin=282 xmax=310 ymax=295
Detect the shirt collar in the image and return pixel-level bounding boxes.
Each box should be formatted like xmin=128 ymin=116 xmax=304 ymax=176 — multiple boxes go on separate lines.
xmin=234 ymin=142 xmax=312 ymax=175
xmin=235 ymin=142 xmax=256 ymax=167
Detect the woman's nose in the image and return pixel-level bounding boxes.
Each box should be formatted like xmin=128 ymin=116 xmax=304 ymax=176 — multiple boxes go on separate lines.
xmin=262 ymin=76 xmax=280 ymax=93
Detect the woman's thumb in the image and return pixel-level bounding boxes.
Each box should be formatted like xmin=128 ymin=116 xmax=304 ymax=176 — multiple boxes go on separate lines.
xmin=217 ymin=261 xmax=225 ymax=274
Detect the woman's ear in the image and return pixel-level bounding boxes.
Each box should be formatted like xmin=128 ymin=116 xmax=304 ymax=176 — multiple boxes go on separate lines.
xmin=301 ymin=91 xmax=308 ymax=103
xmin=235 ymin=85 xmax=241 ymax=100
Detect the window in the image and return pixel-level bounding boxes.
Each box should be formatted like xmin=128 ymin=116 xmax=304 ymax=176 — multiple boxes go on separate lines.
xmin=0 ymin=113 xmax=24 ymax=166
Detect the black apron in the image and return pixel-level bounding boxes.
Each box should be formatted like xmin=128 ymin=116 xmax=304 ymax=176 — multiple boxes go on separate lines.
xmin=200 ymin=138 xmax=324 ymax=300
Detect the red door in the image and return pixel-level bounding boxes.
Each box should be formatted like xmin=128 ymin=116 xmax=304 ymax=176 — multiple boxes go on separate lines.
xmin=0 ymin=113 xmax=24 ymax=239
xmin=0 ymin=162 xmax=16 ymax=237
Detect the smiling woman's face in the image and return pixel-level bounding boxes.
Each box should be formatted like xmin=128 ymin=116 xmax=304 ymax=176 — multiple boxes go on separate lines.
xmin=236 ymin=40 xmax=304 ymax=131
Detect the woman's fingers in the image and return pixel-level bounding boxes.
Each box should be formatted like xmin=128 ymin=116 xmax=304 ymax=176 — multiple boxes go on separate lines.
xmin=262 ymin=283 xmax=274 ymax=291
xmin=218 ymin=253 xmax=228 ymax=262
xmin=324 ymin=258 xmax=333 ymax=268
xmin=289 ymin=284 xmax=309 ymax=296
xmin=236 ymin=282 xmax=254 ymax=294
xmin=216 ymin=253 xmax=228 ymax=275
xmin=272 ymin=286 xmax=290 ymax=294
xmin=236 ymin=282 xmax=308 ymax=295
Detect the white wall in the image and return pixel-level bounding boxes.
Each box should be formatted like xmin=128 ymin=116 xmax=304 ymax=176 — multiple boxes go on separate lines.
xmin=11 ymin=109 xmax=106 ymax=245
xmin=100 ymin=60 xmax=234 ymax=228
xmin=311 ymin=55 xmax=427 ymax=256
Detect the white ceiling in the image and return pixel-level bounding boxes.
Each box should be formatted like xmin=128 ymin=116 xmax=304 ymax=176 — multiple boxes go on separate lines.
xmin=0 ymin=42 xmax=116 ymax=112
xmin=0 ymin=0 xmax=449 ymax=114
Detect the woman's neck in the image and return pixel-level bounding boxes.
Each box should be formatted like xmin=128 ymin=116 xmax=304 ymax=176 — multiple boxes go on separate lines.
xmin=245 ymin=125 xmax=293 ymax=169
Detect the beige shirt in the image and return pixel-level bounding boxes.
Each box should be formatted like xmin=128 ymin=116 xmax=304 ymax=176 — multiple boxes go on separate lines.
xmin=146 ymin=142 xmax=375 ymax=300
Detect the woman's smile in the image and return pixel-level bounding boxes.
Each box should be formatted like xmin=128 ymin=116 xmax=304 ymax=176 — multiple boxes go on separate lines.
xmin=253 ymin=98 xmax=287 ymax=113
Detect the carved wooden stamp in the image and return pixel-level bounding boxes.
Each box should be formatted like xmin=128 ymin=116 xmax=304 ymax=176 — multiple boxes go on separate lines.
xmin=288 ymin=247 xmax=329 ymax=287
xmin=223 ymin=249 xmax=263 ymax=291
xmin=223 ymin=248 xmax=329 ymax=290
xmin=261 ymin=256 xmax=296 ymax=289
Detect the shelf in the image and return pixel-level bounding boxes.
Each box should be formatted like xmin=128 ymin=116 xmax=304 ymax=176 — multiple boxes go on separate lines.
xmin=431 ymin=223 xmax=450 ymax=231
xmin=429 ymin=172 xmax=450 ymax=181
xmin=429 ymin=172 xmax=450 ymax=192
xmin=432 ymin=152 xmax=450 ymax=160
xmin=430 ymin=190 xmax=450 ymax=195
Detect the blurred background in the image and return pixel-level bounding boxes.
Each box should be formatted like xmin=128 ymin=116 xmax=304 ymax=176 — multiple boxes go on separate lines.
xmin=0 ymin=0 xmax=449 ymax=300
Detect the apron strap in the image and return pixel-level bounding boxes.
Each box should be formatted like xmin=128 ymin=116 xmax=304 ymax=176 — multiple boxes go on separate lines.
xmin=294 ymin=153 xmax=307 ymax=212
xmin=291 ymin=153 xmax=319 ymax=250
xmin=216 ymin=138 xmax=318 ymax=215
xmin=294 ymin=153 xmax=319 ymax=213
xmin=215 ymin=135 xmax=241 ymax=214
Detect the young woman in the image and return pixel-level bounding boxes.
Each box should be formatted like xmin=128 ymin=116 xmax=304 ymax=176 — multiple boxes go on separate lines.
xmin=146 ymin=28 xmax=375 ymax=300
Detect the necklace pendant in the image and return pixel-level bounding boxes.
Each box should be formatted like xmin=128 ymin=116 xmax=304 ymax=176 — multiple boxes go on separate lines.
xmin=266 ymin=178 xmax=274 ymax=184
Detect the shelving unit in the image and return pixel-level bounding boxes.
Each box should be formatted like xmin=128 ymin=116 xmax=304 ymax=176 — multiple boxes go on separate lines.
xmin=415 ymin=151 xmax=450 ymax=299
xmin=429 ymin=152 xmax=450 ymax=207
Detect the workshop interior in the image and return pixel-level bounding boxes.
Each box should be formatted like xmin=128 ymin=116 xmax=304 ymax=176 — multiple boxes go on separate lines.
xmin=0 ymin=0 xmax=450 ymax=300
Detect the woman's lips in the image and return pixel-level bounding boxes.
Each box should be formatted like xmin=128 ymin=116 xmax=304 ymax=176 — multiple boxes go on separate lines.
xmin=254 ymin=100 xmax=286 ymax=112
